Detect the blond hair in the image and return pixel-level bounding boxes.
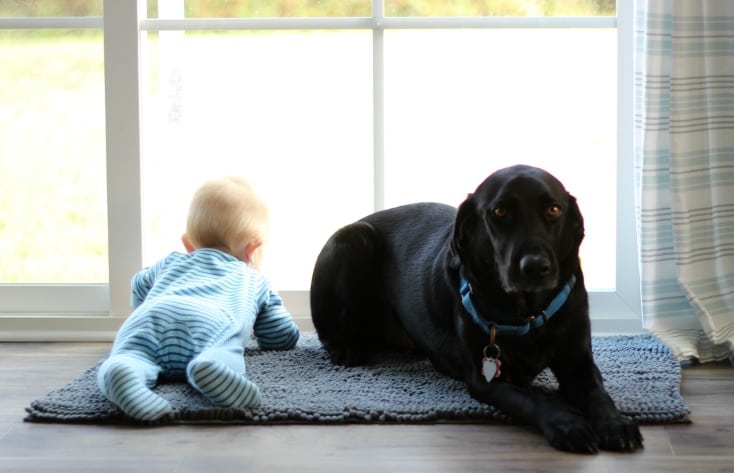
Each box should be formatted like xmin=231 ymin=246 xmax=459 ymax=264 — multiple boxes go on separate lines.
xmin=185 ymin=177 xmax=269 ymax=258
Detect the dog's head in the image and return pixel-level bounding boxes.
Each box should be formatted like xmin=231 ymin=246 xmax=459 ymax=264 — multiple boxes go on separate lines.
xmin=451 ymin=164 xmax=584 ymax=294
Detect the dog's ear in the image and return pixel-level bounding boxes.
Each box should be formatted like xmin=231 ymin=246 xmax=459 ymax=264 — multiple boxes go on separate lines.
xmin=450 ymin=194 xmax=477 ymax=269
xmin=559 ymin=193 xmax=585 ymax=259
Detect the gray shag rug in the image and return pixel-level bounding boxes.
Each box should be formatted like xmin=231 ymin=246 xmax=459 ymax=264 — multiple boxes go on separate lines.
xmin=25 ymin=332 xmax=690 ymax=425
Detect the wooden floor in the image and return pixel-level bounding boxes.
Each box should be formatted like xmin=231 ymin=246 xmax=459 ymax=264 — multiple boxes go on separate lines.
xmin=1 ymin=341 xmax=733 ymax=473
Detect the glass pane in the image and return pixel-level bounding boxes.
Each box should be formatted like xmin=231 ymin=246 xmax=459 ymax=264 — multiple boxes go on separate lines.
xmin=386 ymin=0 xmax=615 ymax=16
xmin=149 ymin=1 xmax=371 ymax=18
xmin=142 ymin=30 xmax=373 ymax=290
xmin=0 ymin=1 xmax=102 ymax=16
xmin=384 ymin=29 xmax=617 ymax=289
xmin=0 ymin=30 xmax=107 ymax=283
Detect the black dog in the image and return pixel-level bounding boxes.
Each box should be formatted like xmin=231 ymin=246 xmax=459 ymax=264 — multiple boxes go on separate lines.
xmin=310 ymin=164 xmax=643 ymax=453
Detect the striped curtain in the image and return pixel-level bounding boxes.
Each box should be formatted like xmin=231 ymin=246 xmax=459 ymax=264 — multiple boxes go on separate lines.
xmin=633 ymin=0 xmax=734 ymax=363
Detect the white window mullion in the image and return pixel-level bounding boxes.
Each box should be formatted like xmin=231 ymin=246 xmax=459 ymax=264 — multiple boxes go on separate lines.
xmin=592 ymin=0 xmax=641 ymax=328
xmin=373 ymin=0 xmax=385 ymax=211
xmin=615 ymin=0 xmax=639 ymax=310
xmin=103 ymin=0 xmax=145 ymax=318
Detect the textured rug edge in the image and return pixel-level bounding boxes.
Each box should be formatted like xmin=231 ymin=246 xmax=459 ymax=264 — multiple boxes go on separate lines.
xmin=24 ymin=332 xmax=691 ymax=426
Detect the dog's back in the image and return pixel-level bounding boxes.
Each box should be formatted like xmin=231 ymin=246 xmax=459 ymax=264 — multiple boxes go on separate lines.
xmin=310 ymin=202 xmax=457 ymax=366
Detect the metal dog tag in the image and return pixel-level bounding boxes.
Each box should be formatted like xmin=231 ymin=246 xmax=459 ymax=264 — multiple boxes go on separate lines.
xmin=481 ymin=357 xmax=501 ymax=382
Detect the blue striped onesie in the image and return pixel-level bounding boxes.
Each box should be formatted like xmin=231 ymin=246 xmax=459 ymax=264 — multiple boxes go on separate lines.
xmin=97 ymin=248 xmax=300 ymax=421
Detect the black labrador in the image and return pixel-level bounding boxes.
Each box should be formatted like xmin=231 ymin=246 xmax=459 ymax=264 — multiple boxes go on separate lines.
xmin=310 ymin=164 xmax=643 ymax=453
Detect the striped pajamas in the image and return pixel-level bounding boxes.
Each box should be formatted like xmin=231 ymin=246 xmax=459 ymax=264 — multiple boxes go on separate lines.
xmin=97 ymin=249 xmax=300 ymax=421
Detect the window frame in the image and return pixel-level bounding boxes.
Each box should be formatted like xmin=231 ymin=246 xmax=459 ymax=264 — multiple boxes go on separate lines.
xmin=0 ymin=0 xmax=640 ymax=340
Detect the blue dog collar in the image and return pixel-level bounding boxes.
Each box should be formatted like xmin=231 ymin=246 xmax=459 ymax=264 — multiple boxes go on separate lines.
xmin=459 ymin=272 xmax=577 ymax=337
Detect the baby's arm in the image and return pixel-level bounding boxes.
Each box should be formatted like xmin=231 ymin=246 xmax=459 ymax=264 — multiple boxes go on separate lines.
xmin=253 ymin=288 xmax=300 ymax=350
xmin=130 ymin=256 xmax=168 ymax=309
xmin=130 ymin=267 xmax=155 ymax=309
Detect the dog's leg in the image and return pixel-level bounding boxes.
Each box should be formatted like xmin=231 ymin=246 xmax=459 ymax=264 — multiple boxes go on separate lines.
xmin=552 ymin=353 xmax=644 ymax=452
xmin=310 ymin=221 xmax=386 ymax=366
xmin=465 ymin=373 xmax=601 ymax=453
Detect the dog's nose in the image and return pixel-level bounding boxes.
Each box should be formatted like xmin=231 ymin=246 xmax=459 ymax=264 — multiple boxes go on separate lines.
xmin=519 ymin=254 xmax=552 ymax=280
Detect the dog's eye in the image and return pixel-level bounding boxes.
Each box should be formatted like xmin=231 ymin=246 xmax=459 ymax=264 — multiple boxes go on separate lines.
xmin=492 ymin=207 xmax=508 ymax=219
xmin=546 ymin=205 xmax=563 ymax=218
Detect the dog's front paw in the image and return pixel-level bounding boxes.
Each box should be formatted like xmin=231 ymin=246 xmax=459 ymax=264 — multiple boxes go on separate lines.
xmin=541 ymin=412 xmax=599 ymax=454
xmin=593 ymin=414 xmax=644 ymax=452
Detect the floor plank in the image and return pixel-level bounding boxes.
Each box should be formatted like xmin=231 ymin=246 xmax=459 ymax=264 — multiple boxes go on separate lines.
xmin=1 ymin=342 xmax=732 ymax=472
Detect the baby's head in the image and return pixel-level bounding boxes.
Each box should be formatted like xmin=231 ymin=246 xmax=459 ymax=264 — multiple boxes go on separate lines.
xmin=182 ymin=176 xmax=269 ymax=269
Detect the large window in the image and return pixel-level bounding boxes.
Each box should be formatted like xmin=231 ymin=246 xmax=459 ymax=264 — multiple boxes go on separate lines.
xmin=0 ymin=0 xmax=639 ymax=340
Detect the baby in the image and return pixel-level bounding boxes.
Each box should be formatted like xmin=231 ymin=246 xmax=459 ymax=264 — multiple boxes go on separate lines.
xmin=97 ymin=176 xmax=300 ymax=421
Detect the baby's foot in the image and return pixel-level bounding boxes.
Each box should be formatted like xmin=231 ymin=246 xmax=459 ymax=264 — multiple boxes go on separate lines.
xmin=99 ymin=361 xmax=172 ymax=421
xmin=188 ymin=359 xmax=262 ymax=408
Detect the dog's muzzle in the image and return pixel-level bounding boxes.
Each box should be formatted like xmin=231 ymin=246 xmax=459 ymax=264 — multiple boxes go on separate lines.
xmin=508 ymin=246 xmax=558 ymax=293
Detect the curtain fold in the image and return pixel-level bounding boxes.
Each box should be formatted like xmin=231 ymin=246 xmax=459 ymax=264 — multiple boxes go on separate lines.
xmin=633 ymin=0 xmax=734 ymax=363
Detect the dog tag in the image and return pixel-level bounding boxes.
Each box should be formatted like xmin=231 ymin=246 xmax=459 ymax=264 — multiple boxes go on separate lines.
xmin=481 ymin=357 xmax=501 ymax=382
